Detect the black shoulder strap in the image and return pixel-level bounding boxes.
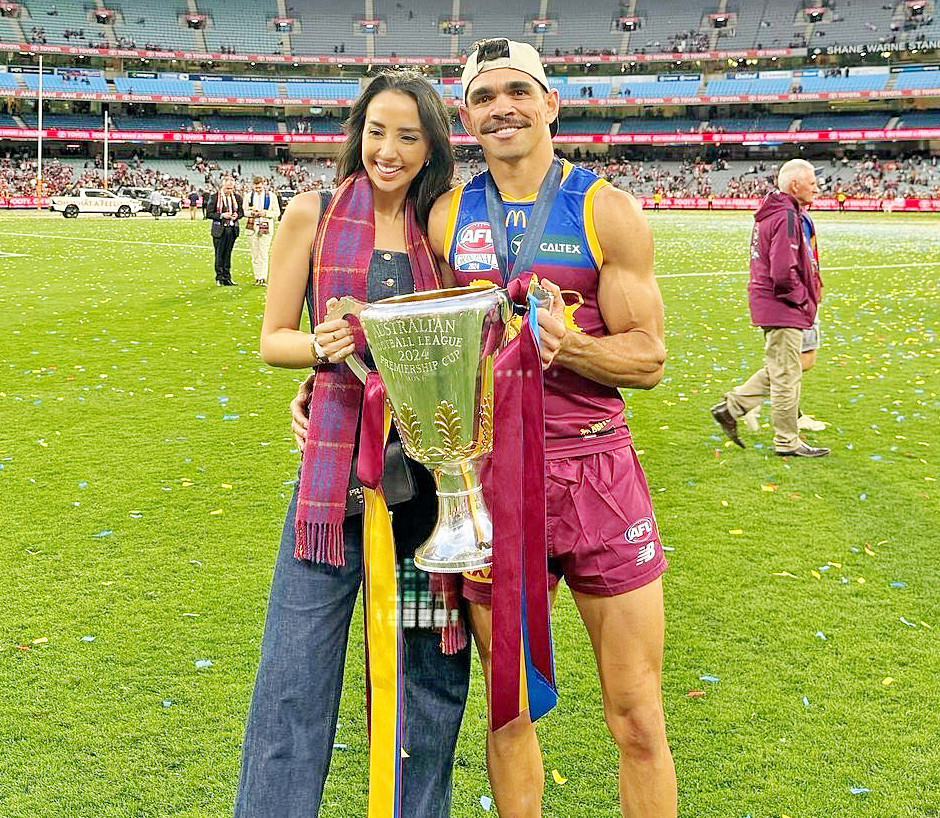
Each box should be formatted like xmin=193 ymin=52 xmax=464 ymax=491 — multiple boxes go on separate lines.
xmin=304 ymin=189 xmax=336 ymax=330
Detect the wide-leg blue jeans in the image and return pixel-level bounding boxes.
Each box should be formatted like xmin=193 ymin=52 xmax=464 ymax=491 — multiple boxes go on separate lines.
xmin=233 ymin=485 xmax=470 ymax=817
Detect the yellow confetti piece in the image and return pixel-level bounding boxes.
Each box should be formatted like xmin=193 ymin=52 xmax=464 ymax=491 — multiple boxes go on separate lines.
xmin=772 ymin=571 xmax=797 ymax=578
xmin=720 ymin=500 xmax=728 ymax=507
xmin=857 ymin=577 xmax=866 ymax=584
xmin=828 ymin=562 xmax=842 ymax=568
xmin=920 ymin=622 xmax=932 ymax=629
xmin=551 ymin=769 xmax=568 ymax=785
xmin=811 ymin=570 xmax=821 ymax=579
xmin=728 ymin=529 xmax=743 ymax=535
xmin=32 ymin=637 xmax=48 ymax=645
xmin=760 ymin=484 xmax=778 ymax=492
xmin=100 ymin=581 xmax=114 ymax=586
xmin=882 ymin=677 xmax=894 ymax=686
xmin=221 ymin=483 xmax=233 ymax=489
xmin=864 ymin=546 xmax=876 ymax=556
xmin=210 ymin=509 xmax=224 ymax=516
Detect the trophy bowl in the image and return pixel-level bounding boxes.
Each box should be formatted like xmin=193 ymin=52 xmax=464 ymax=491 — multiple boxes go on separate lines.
xmin=329 ymin=285 xmax=511 ymax=573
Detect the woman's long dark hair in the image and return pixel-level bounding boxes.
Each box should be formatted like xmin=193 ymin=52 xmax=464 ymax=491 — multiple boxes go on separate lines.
xmin=335 ymin=71 xmax=454 ymax=230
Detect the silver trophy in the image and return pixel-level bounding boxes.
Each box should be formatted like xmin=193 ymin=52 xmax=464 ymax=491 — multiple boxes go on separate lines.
xmin=328 ymin=285 xmax=511 ymax=573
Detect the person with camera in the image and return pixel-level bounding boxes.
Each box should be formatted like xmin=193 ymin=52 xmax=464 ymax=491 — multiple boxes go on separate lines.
xmin=244 ymin=176 xmax=281 ymax=286
xmin=208 ymin=175 xmax=243 ymax=286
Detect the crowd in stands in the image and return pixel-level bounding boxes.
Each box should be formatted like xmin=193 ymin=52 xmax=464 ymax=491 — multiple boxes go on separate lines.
xmin=3 ymin=150 xmax=940 ymax=202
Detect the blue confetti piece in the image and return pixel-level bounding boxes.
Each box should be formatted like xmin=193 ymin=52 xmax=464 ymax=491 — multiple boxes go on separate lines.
xmin=699 ymin=675 xmax=720 ymax=683
xmin=222 ymin=414 xmax=240 ymax=421
xmin=90 ymin=530 xmax=113 ymax=538
xmin=815 ymin=631 xmax=827 ymax=641
xmin=802 ymin=696 xmax=810 ymax=707
xmin=194 ymin=659 xmax=213 ymax=669
xmin=195 ymin=414 xmax=206 ymax=420
xmin=859 ymin=493 xmax=867 ymax=501
xmin=662 ymin=545 xmax=675 ymax=552
xmin=162 ymin=700 xmax=172 ymax=708
xmin=78 ymin=481 xmax=88 ymax=489
xmin=850 ymin=547 xmax=861 ymax=553
xmin=218 ymin=396 xmax=229 ymax=404
xmin=332 ymin=742 xmax=347 ymax=750
xmin=480 ymin=795 xmax=493 ymax=812
xmin=849 ymin=787 xmax=872 ymax=795
xmin=869 ymin=455 xmax=882 ymax=462
xmin=80 ymin=636 xmax=96 ymax=642
xmin=890 ymin=582 xmax=907 ymax=589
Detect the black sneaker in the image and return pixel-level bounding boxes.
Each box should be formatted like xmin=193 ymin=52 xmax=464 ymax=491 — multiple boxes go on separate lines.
xmin=710 ymin=402 xmax=745 ymax=448
xmin=776 ymin=443 xmax=830 ymax=458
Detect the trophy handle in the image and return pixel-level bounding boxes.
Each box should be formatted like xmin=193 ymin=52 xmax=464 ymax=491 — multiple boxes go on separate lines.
xmin=325 ymin=295 xmax=371 ymax=384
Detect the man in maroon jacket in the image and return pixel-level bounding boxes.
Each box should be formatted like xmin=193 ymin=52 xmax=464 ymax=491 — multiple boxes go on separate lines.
xmin=711 ymin=158 xmax=830 ymax=457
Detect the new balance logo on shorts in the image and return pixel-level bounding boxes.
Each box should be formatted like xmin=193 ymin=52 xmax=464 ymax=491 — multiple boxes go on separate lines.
xmin=636 ymin=542 xmax=657 ymax=566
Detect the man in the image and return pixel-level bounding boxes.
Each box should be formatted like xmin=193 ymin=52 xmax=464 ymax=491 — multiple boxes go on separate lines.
xmin=244 ymin=176 xmax=280 ymax=286
xmin=148 ymin=188 xmax=163 ymax=219
xmin=711 ymin=158 xmax=829 ymax=457
xmin=188 ymin=188 xmax=199 ymax=220
xmin=208 ymin=175 xmax=243 ymax=286
xmin=293 ymin=38 xmax=676 ymax=818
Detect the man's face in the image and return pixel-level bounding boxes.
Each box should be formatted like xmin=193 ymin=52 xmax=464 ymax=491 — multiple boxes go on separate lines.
xmin=790 ymin=169 xmax=820 ymax=208
xmin=459 ymin=68 xmax=558 ymax=163
xmin=253 ymin=180 xmax=264 ymax=194
xmin=222 ymin=177 xmax=234 ymax=194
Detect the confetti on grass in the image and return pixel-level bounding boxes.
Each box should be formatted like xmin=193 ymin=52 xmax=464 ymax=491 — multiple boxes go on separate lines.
xmin=194 ymin=659 xmax=213 ymax=669
xmin=479 ymin=795 xmax=493 ymax=811
xmin=551 ymin=769 xmax=568 ymax=785
xmin=850 ymin=787 xmax=872 ymax=795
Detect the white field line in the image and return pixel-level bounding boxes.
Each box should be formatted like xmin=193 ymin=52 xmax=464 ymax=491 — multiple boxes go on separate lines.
xmin=0 ymin=231 xmax=249 ymax=252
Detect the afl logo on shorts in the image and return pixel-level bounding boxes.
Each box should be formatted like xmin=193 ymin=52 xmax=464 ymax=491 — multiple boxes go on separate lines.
xmin=625 ymin=517 xmax=654 ymax=543
xmin=455 ymin=221 xmax=497 ymax=272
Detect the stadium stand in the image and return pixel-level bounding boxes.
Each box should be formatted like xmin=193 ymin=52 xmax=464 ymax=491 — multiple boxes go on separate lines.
xmin=557 ymin=117 xmax=615 ymax=135
xmin=284 ymin=81 xmax=362 ymax=100
xmin=892 ymin=68 xmax=940 ymax=90
xmin=0 ymin=73 xmax=20 ymax=90
xmin=20 ymin=72 xmax=110 ymax=93
xmin=554 ymin=80 xmax=613 ymax=100
xmin=621 ymin=79 xmax=703 ymax=99
xmin=200 ymin=115 xmax=281 ymax=133
xmin=200 ymin=80 xmax=280 ymax=99
xmin=112 ymin=114 xmax=197 ymax=131
xmin=456 ymin=0 xmax=543 ymax=52
xmin=703 ymin=77 xmax=794 ymax=96
xmin=19 ymin=0 xmax=106 ymax=48
xmin=707 ymin=116 xmax=795 ymax=132
xmin=112 ymin=77 xmax=198 ymax=96
xmin=195 ymin=0 xmax=282 ymax=55
xmin=110 ymin=0 xmax=198 ymax=51
xmin=798 ymin=112 xmax=893 ymax=130
xmin=286 ymin=116 xmax=344 ymax=134
xmin=631 ymin=0 xmax=711 ymax=52
xmin=796 ymin=71 xmax=890 ymax=93
xmin=547 ymin=0 xmax=624 ymax=55
xmin=373 ymin=0 xmax=450 ymax=57
xmin=290 ymin=0 xmax=367 ymax=57
xmin=0 ymin=113 xmax=19 ymax=127
xmin=20 ymin=112 xmax=104 ymax=128
xmin=898 ymin=110 xmax=940 ymax=127
xmin=619 ymin=117 xmax=701 ymax=133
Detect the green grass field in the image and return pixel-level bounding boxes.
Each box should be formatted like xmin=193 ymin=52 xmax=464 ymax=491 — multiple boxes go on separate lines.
xmin=1 ymin=209 xmax=938 ymax=818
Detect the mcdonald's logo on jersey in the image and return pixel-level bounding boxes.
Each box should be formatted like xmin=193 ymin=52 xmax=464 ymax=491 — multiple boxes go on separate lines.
xmin=505 ymin=209 xmax=527 ymax=229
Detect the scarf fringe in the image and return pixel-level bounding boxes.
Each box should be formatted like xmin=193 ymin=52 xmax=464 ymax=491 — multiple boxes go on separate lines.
xmin=295 ymin=521 xmax=346 ymax=567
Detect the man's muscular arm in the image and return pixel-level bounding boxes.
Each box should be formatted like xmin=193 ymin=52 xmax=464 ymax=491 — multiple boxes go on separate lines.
xmin=552 ymin=185 xmax=665 ymax=389
xmin=427 ymin=191 xmax=458 ymax=287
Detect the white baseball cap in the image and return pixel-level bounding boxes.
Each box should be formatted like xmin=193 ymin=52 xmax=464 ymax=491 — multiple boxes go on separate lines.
xmin=461 ymin=38 xmax=558 ymax=136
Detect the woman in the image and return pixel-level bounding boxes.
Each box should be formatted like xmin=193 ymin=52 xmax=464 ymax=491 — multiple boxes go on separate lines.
xmin=234 ymin=72 xmax=470 ymax=818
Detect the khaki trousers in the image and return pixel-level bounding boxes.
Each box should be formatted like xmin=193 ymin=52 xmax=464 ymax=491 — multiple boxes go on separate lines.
xmin=725 ymin=327 xmax=803 ymax=451
xmin=248 ymin=229 xmax=273 ymax=282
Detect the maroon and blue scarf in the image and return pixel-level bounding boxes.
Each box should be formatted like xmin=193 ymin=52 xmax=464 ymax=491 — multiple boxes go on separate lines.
xmin=295 ymin=170 xmax=465 ymax=652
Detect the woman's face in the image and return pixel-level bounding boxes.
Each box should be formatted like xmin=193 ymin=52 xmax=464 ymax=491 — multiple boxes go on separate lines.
xmin=360 ymin=90 xmax=429 ymax=197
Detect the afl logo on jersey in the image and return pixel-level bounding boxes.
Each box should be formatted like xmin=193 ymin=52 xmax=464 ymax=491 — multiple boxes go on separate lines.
xmin=625 ymin=517 xmax=654 ymax=543
xmin=455 ymin=221 xmax=497 ymax=273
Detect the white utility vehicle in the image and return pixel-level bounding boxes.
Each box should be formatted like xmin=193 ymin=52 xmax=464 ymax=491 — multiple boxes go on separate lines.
xmin=49 ymin=188 xmax=142 ymax=218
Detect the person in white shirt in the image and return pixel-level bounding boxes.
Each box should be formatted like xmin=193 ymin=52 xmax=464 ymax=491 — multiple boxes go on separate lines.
xmin=149 ymin=189 xmax=163 ymax=219
xmin=245 ymin=176 xmax=281 ymax=285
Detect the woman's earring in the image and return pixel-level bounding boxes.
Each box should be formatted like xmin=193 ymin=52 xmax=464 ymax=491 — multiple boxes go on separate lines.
xmin=424 ymin=158 xmax=430 ymax=167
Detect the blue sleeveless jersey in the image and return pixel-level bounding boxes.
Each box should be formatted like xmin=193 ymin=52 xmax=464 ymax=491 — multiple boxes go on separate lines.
xmin=444 ymin=160 xmax=631 ymax=455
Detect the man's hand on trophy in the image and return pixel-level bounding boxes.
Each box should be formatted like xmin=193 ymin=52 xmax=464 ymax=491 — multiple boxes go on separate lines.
xmin=313 ymin=297 xmax=356 ymax=363
xmin=535 ymin=279 xmax=567 ymax=370
xmin=291 ymin=373 xmax=315 ymax=450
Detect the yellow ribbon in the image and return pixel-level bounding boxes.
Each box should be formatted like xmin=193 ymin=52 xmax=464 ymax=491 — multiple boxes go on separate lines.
xmin=362 ymin=407 xmax=403 ymax=818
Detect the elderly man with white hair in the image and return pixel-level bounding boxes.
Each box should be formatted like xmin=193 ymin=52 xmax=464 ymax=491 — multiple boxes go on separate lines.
xmin=711 ymin=158 xmax=830 ymax=457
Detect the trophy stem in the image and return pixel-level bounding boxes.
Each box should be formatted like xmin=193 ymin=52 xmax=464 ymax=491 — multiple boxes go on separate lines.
xmin=413 ymin=463 xmax=492 ymax=574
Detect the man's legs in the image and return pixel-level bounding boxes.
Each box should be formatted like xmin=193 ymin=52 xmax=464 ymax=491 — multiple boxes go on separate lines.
xmin=219 ymin=229 xmax=237 ymax=284
xmin=213 ymin=234 xmax=226 ymax=284
xmin=572 ymin=579 xmax=676 ymax=818
xmin=763 ymin=327 xmax=802 ymax=451
xmin=468 ymin=600 xmax=545 ymax=818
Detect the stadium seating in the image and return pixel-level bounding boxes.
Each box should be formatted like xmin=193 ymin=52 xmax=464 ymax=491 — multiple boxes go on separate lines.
xmin=113 ymin=115 xmax=196 ymax=131
xmin=200 ymin=80 xmax=279 ymax=99
xmin=557 ymin=117 xmax=615 ymax=135
xmin=631 ymin=0 xmax=712 ymax=52
xmin=20 ymin=72 xmax=109 ymax=93
xmin=290 ymin=0 xmax=366 ymax=57
xmin=704 ymin=77 xmax=793 ymax=96
xmin=113 ymin=77 xmax=197 ymax=96
xmin=18 ymin=0 xmax=105 ymax=48
xmin=21 ymin=112 xmax=103 ymax=128
xmin=796 ymin=72 xmax=890 ymax=93
xmin=707 ymin=116 xmax=794 ymax=132
xmin=286 ymin=117 xmax=344 ymax=134
xmin=0 ymin=73 xmax=20 ymax=90
xmin=196 ymin=0 xmax=282 ymax=55
xmin=555 ymin=82 xmax=613 ymax=100
xmin=284 ymin=81 xmax=361 ymax=100
xmin=621 ymin=80 xmax=703 ymax=99
xmin=892 ymin=69 xmax=940 ymax=91
xmin=110 ymin=0 xmax=197 ymax=51
xmin=619 ymin=117 xmax=701 ymax=134
xmin=897 ymin=111 xmax=940 ymax=127
xmin=798 ymin=112 xmax=892 ymax=130
xmin=200 ymin=115 xmax=281 ymax=133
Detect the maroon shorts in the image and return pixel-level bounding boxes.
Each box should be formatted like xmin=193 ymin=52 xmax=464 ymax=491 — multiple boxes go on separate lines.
xmin=462 ymin=444 xmax=667 ymax=603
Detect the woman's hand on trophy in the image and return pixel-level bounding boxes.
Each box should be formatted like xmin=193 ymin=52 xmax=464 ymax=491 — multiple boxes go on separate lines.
xmin=313 ymin=297 xmax=356 ymax=363
xmin=291 ymin=373 xmax=315 ymax=450
xmin=535 ymin=279 xmax=567 ymax=369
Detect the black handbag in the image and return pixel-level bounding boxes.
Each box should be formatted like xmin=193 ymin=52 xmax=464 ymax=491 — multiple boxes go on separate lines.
xmin=345 ymin=439 xmax=418 ymax=516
